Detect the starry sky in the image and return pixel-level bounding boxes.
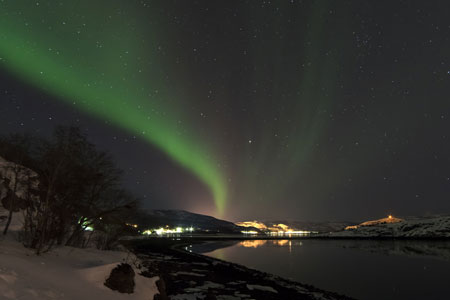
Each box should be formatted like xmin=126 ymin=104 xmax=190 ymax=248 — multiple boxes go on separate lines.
xmin=0 ymin=0 xmax=449 ymax=222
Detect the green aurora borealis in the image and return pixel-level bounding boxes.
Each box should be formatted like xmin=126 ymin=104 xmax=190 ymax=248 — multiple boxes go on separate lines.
xmin=0 ymin=1 xmax=229 ymax=214
xmin=3 ymin=1 xmax=448 ymax=220
xmin=0 ymin=1 xmax=346 ymax=217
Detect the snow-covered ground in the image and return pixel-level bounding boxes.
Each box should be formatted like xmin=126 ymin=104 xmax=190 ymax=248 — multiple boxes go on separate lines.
xmin=0 ymin=155 xmax=160 ymax=300
xmin=0 ymin=233 xmax=159 ymax=300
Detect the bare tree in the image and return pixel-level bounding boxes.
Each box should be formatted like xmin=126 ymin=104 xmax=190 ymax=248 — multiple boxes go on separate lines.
xmin=1 ymin=127 xmax=140 ymax=253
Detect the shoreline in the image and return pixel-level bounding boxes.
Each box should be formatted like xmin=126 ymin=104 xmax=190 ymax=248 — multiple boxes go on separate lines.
xmin=128 ymin=234 xmax=450 ymax=241
xmin=127 ymin=238 xmax=356 ymax=300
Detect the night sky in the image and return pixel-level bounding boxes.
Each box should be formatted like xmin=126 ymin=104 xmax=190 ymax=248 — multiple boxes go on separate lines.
xmin=1 ymin=1 xmax=449 ymax=222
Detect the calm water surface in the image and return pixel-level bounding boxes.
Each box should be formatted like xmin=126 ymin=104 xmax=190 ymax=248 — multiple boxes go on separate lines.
xmin=192 ymin=239 xmax=450 ymax=300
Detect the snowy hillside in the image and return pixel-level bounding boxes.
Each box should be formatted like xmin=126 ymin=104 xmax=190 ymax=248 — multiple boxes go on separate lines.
xmin=326 ymin=216 xmax=450 ymax=238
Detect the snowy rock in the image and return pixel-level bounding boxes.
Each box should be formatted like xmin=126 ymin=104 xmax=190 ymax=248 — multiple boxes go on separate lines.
xmin=104 ymin=263 xmax=135 ymax=294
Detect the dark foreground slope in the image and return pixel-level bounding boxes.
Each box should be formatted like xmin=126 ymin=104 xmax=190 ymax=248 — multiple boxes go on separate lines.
xmin=129 ymin=239 xmax=355 ymax=300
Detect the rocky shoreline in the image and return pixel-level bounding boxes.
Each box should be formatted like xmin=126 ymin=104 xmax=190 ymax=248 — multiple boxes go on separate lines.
xmin=128 ymin=239 xmax=356 ymax=300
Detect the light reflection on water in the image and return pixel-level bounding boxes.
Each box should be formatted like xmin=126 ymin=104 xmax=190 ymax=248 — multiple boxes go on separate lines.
xmin=192 ymin=239 xmax=450 ymax=300
xmin=239 ymin=239 xmax=299 ymax=252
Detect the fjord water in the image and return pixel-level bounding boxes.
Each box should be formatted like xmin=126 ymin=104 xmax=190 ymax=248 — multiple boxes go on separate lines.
xmin=192 ymin=239 xmax=450 ymax=300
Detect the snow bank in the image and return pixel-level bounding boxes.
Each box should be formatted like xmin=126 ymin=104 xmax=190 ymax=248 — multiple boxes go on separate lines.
xmin=0 ymin=236 xmax=158 ymax=300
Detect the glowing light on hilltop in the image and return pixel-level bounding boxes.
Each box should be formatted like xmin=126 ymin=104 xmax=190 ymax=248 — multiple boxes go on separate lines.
xmin=270 ymin=224 xmax=290 ymax=232
xmin=345 ymin=215 xmax=404 ymax=230
xmin=236 ymin=221 xmax=267 ymax=230
xmin=268 ymin=224 xmax=290 ymax=232
xmin=237 ymin=220 xmax=315 ymax=236
xmin=236 ymin=221 xmax=297 ymax=232
xmin=345 ymin=225 xmax=358 ymax=230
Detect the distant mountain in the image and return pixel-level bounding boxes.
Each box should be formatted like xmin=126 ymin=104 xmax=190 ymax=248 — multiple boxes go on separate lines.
xmin=325 ymin=216 xmax=450 ymax=238
xmin=136 ymin=209 xmax=245 ymax=233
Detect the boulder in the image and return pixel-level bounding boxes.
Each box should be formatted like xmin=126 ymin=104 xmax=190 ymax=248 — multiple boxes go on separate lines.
xmin=104 ymin=263 xmax=135 ymax=293
xmin=153 ymin=277 xmax=169 ymax=300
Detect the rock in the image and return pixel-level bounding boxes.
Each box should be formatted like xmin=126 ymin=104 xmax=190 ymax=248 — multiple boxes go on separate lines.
xmin=1 ymin=187 xmax=27 ymax=212
xmin=154 ymin=277 xmax=169 ymax=300
xmin=104 ymin=263 xmax=135 ymax=294
xmin=205 ymin=291 xmax=217 ymax=300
